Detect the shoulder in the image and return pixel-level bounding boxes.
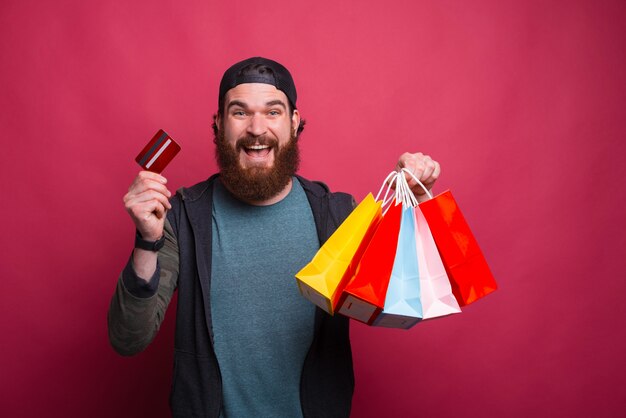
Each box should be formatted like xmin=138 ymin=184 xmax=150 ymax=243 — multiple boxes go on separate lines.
xmin=173 ymin=174 xmax=220 ymax=203
xmin=295 ymin=175 xmax=355 ymax=223
xmin=296 ymin=175 xmax=353 ymax=202
xmin=167 ymin=174 xmax=219 ymax=233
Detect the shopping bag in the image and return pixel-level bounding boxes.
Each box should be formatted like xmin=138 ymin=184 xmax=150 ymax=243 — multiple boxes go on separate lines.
xmin=371 ymin=205 xmax=423 ymax=329
xmin=296 ymin=193 xmax=382 ymax=314
xmin=337 ymin=202 xmax=403 ymax=324
xmin=415 ymin=205 xmax=461 ymax=318
xmin=418 ymin=190 xmax=497 ymax=306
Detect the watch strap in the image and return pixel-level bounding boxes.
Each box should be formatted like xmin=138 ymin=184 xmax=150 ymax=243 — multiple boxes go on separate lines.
xmin=134 ymin=230 xmax=166 ymax=251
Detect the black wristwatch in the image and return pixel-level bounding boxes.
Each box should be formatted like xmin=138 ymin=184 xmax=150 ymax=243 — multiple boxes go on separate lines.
xmin=134 ymin=230 xmax=166 ymax=252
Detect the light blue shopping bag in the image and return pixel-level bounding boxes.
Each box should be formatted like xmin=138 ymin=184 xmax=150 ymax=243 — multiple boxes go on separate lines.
xmin=372 ymin=205 xmax=422 ymax=329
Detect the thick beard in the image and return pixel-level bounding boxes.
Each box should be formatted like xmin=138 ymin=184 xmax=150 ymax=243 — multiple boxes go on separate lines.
xmin=215 ymin=129 xmax=300 ymax=203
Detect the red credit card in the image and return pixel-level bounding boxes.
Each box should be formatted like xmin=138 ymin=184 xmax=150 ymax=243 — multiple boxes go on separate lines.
xmin=135 ymin=129 xmax=181 ymax=173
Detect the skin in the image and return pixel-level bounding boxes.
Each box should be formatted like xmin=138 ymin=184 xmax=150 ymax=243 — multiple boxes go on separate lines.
xmin=123 ymin=171 xmax=170 ymax=279
xmin=396 ymin=152 xmax=441 ymax=202
xmin=123 ymin=83 xmax=440 ymax=281
xmin=215 ymin=83 xmax=301 ymax=206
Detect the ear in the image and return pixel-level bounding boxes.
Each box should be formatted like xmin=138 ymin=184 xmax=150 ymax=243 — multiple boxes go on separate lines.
xmin=212 ymin=113 xmax=221 ymax=144
xmin=215 ymin=113 xmax=222 ymax=129
xmin=291 ymin=109 xmax=301 ymax=135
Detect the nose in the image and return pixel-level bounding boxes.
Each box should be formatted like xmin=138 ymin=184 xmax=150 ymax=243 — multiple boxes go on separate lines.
xmin=246 ymin=113 xmax=267 ymax=137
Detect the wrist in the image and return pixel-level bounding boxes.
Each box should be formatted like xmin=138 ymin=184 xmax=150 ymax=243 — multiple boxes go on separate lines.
xmin=134 ymin=230 xmax=165 ymax=252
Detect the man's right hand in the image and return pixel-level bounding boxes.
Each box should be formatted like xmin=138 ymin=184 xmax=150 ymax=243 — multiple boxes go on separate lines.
xmin=123 ymin=171 xmax=172 ymax=242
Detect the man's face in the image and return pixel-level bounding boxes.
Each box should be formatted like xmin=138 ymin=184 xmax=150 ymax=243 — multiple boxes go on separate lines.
xmin=215 ymin=83 xmax=301 ymax=203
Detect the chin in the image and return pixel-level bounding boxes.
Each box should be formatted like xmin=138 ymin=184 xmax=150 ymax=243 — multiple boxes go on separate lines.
xmin=240 ymin=158 xmax=275 ymax=170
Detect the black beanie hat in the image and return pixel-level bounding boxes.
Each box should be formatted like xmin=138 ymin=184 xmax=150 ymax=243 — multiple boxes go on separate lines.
xmin=218 ymin=57 xmax=297 ymax=109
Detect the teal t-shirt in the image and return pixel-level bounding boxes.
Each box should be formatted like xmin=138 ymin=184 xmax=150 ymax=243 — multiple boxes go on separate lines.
xmin=210 ymin=178 xmax=318 ymax=418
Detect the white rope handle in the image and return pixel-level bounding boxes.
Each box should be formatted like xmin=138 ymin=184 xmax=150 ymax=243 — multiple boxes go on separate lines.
xmin=401 ymin=167 xmax=433 ymax=200
xmin=375 ymin=171 xmax=402 ymax=212
xmin=375 ymin=171 xmax=398 ymax=202
xmin=395 ymin=172 xmax=409 ymax=206
xmin=374 ymin=169 xmax=433 ymax=213
xmin=376 ymin=171 xmax=410 ymax=215
xmin=381 ymin=175 xmax=401 ymax=215
xmin=397 ymin=172 xmax=419 ymax=207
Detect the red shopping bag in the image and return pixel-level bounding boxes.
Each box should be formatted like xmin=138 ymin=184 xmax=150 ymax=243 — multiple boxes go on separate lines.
xmin=337 ymin=203 xmax=403 ymax=324
xmin=418 ymin=191 xmax=497 ymax=306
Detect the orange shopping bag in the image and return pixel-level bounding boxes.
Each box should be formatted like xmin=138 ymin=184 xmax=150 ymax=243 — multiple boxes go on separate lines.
xmin=296 ymin=193 xmax=382 ymax=314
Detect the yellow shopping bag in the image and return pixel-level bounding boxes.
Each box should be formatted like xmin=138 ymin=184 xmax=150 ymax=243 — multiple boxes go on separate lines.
xmin=296 ymin=193 xmax=382 ymax=314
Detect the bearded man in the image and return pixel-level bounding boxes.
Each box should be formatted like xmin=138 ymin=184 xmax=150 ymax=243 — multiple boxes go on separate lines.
xmin=108 ymin=57 xmax=440 ymax=418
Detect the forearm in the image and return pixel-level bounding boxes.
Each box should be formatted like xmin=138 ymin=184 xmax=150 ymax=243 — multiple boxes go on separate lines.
xmin=132 ymin=247 xmax=158 ymax=281
xmin=108 ymin=219 xmax=179 ymax=356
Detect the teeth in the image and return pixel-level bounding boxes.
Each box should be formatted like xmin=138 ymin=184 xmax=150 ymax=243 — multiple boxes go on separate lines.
xmin=246 ymin=145 xmax=270 ymax=150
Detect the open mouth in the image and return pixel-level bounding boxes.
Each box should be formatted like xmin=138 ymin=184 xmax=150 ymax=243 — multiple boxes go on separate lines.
xmin=242 ymin=144 xmax=272 ymax=158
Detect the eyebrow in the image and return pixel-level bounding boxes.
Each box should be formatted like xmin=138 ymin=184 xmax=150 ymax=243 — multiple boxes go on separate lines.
xmin=265 ymin=100 xmax=287 ymax=109
xmin=226 ymin=100 xmax=248 ymax=111
xmin=226 ymin=99 xmax=287 ymax=111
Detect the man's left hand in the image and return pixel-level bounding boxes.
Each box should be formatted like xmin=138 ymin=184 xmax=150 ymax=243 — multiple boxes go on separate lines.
xmin=396 ymin=152 xmax=441 ymax=202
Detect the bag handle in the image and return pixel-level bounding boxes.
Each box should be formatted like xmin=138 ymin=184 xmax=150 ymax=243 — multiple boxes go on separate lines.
xmin=375 ymin=171 xmax=399 ymax=207
xmin=375 ymin=169 xmax=433 ymax=213
xmin=396 ymin=171 xmax=419 ymax=207
xmin=400 ymin=167 xmax=433 ymax=200
xmin=375 ymin=171 xmax=412 ymax=214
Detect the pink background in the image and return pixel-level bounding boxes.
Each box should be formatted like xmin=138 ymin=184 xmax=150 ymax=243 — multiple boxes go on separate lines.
xmin=1 ymin=0 xmax=625 ymax=417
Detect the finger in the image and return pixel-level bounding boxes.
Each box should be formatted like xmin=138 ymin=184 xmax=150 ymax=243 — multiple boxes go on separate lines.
xmin=129 ymin=175 xmax=171 ymax=193
xmin=124 ymin=188 xmax=171 ymax=207
xmin=420 ymin=156 xmax=436 ymax=183
xmin=128 ymin=178 xmax=172 ymax=200
xmin=134 ymin=199 xmax=166 ymax=219
xmin=398 ymin=153 xmax=426 ymax=178
xmin=138 ymin=170 xmax=168 ymax=184
xmin=142 ymin=191 xmax=171 ymax=211
xmin=135 ymin=203 xmax=167 ymax=240
xmin=420 ymin=160 xmax=441 ymax=187
xmin=136 ymin=190 xmax=172 ymax=210
xmin=397 ymin=152 xmax=423 ymax=170
xmin=125 ymin=190 xmax=172 ymax=213
xmin=150 ymin=201 xmax=167 ymax=220
xmin=129 ymin=200 xmax=167 ymax=235
xmin=405 ymin=161 xmax=426 ymax=189
xmin=432 ymin=161 xmax=441 ymax=180
xmin=128 ymin=171 xmax=168 ymax=194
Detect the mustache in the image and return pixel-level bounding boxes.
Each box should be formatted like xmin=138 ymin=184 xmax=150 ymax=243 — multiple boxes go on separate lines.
xmin=236 ymin=135 xmax=279 ymax=150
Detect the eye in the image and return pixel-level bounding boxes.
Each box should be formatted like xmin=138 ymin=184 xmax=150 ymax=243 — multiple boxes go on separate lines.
xmin=232 ymin=110 xmax=246 ymax=117
xmin=268 ymin=109 xmax=281 ymax=116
